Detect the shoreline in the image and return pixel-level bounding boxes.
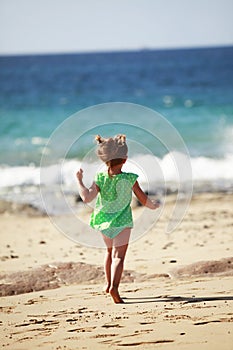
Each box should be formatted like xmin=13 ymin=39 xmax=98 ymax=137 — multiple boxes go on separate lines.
xmin=0 ymin=187 xmax=233 ymax=216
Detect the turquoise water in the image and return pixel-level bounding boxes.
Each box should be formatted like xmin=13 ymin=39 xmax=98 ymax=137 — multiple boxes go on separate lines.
xmin=0 ymin=46 xmax=233 ymax=206
xmin=1 ymin=47 xmax=233 ymax=162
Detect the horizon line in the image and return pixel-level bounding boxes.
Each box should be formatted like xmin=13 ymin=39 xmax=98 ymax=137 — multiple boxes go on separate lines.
xmin=0 ymin=43 xmax=232 ymax=58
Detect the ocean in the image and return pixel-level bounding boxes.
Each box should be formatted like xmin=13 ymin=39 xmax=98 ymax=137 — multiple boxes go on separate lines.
xmin=0 ymin=46 xmax=233 ymax=215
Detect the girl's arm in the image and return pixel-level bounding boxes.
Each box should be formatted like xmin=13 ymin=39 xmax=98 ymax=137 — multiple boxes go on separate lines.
xmin=76 ymin=169 xmax=99 ymax=203
xmin=133 ymin=181 xmax=160 ymax=210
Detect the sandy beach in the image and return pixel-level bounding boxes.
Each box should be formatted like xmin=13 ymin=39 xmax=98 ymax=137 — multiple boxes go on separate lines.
xmin=0 ymin=192 xmax=233 ymax=349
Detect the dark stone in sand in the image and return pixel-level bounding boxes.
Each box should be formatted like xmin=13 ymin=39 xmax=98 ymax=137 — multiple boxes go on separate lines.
xmin=0 ymin=200 xmax=45 ymax=216
xmin=75 ymin=194 xmax=82 ymax=203
xmin=39 ymin=240 xmax=46 ymax=244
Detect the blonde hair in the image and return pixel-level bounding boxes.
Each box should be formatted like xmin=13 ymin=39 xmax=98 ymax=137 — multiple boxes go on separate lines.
xmin=95 ymin=134 xmax=128 ymax=166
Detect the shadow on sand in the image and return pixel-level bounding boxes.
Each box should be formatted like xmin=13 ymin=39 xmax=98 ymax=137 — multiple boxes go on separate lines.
xmin=122 ymin=295 xmax=233 ymax=304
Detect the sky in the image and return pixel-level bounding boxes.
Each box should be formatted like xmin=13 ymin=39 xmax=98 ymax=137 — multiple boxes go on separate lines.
xmin=0 ymin=0 xmax=232 ymax=55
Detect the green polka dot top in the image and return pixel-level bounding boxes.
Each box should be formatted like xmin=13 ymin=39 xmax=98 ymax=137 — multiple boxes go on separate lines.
xmin=90 ymin=172 xmax=138 ymax=238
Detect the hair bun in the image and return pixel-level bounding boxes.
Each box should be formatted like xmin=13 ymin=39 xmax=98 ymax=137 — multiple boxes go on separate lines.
xmin=95 ymin=134 xmax=128 ymax=163
xmin=116 ymin=134 xmax=126 ymax=144
xmin=95 ymin=135 xmax=104 ymax=144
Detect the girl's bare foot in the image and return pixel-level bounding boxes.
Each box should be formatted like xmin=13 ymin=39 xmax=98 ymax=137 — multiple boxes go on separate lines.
xmin=104 ymin=284 xmax=110 ymax=293
xmin=109 ymin=286 xmax=124 ymax=304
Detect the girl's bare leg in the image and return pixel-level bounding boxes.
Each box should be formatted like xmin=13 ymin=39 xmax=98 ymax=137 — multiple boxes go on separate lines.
xmin=101 ymin=235 xmax=113 ymax=293
xmin=110 ymin=228 xmax=131 ymax=303
xmin=104 ymin=247 xmax=112 ymax=292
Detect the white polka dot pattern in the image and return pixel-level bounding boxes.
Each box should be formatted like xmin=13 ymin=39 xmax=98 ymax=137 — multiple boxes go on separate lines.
xmin=90 ymin=172 xmax=138 ymax=238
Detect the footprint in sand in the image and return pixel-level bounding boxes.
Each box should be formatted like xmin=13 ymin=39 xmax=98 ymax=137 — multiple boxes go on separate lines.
xmin=67 ymin=326 xmax=96 ymax=333
xmin=101 ymin=323 xmax=123 ymax=329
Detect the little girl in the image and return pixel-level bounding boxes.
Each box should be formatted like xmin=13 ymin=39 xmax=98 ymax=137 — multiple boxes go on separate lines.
xmin=76 ymin=134 xmax=159 ymax=303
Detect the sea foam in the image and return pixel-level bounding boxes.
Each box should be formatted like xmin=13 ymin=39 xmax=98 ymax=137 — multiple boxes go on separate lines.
xmin=0 ymin=153 xmax=232 ymax=215
xmin=0 ymin=153 xmax=233 ymax=190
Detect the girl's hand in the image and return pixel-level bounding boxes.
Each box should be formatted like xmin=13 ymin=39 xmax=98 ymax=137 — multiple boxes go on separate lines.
xmin=76 ymin=168 xmax=83 ymax=182
xmin=151 ymin=199 xmax=161 ymax=209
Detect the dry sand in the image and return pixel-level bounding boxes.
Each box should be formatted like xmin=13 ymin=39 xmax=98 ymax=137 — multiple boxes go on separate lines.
xmin=0 ymin=193 xmax=233 ymax=349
